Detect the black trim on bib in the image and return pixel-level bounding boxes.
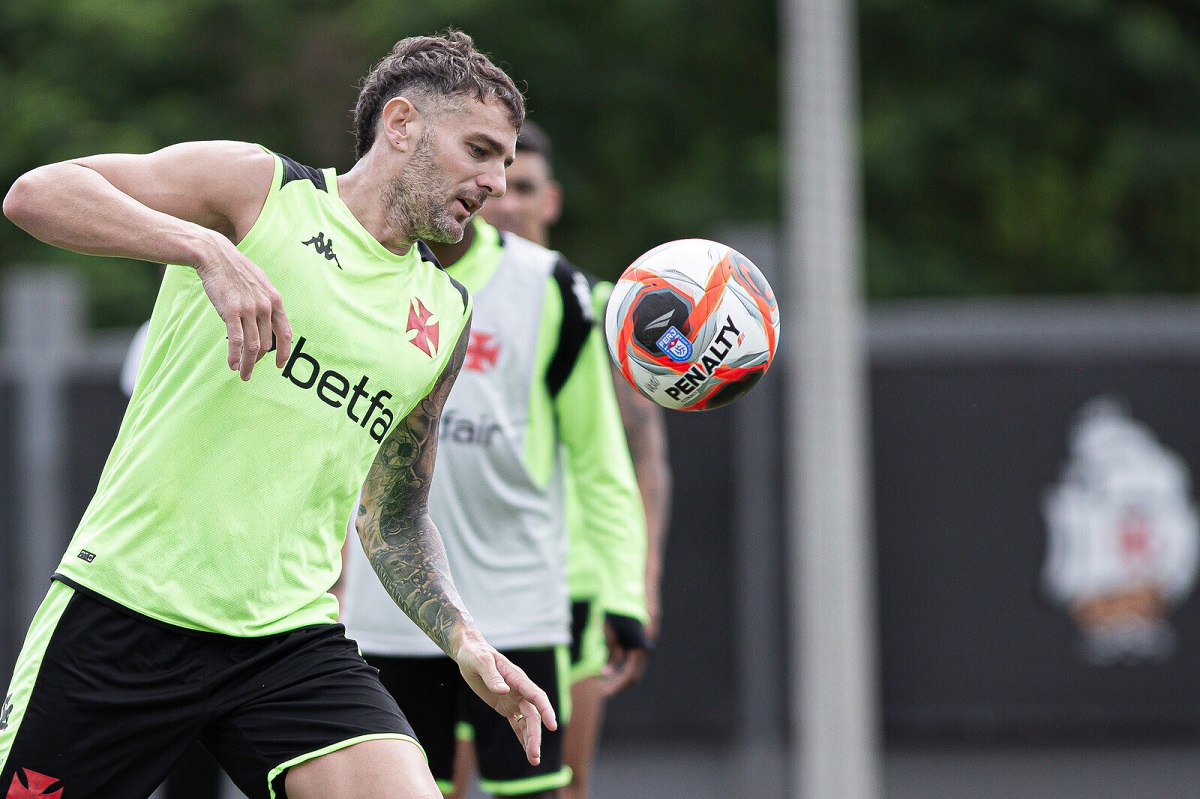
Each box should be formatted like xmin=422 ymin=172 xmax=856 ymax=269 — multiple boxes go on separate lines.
xmin=546 ymin=257 xmax=594 ymax=398
xmin=416 ymin=240 xmax=441 ymax=268
xmin=277 ymin=153 xmax=328 ymax=192
xmin=447 ymin=274 xmax=469 ymax=313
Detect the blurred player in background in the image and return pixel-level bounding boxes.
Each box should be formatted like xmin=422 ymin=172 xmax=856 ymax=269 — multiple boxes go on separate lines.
xmin=1 ymin=30 xmax=556 ymax=799
xmin=482 ymin=122 xmax=674 ymax=799
xmin=340 ymin=205 xmax=650 ymax=799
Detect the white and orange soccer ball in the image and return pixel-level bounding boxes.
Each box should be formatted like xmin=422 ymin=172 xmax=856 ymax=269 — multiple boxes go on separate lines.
xmin=605 ymin=238 xmax=780 ymax=412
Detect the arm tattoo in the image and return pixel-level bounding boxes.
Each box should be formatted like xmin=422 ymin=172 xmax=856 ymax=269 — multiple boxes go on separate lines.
xmin=356 ymin=318 xmax=472 ymax=655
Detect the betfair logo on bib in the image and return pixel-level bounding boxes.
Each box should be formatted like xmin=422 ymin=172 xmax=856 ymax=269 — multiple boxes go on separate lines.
xmin=282 ymin=337 xmax=395 ymax=442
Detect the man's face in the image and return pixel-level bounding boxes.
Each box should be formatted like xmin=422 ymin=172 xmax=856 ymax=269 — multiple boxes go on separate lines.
xmin=386 ymin=96 xmax=517 ymax=245
xmin=479 ymin=150 xmax=561 ymax=247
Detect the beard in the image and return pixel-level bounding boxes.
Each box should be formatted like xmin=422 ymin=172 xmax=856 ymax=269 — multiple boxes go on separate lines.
xmin=384 ymin=130 xmax=463 ymax=245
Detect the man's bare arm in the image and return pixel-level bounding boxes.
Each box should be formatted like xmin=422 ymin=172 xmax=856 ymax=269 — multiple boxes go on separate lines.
xmin=2 ymin=141 xmax=291 ymax=379
xmin=355 ymin=317 xmax=473 ymax=654
xmin=354 ymin=316 xmax=558 ymax=760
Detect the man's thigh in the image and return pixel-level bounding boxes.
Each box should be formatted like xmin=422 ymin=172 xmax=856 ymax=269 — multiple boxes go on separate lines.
xmin=367 ymin=654 xmax=460 ymax=792
xmin=283 ymin=738 xmax=439 ymax=799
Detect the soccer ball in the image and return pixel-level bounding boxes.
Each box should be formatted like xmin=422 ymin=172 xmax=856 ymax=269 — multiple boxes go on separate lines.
xmin=604 ymin=238 xmax=780 ymax=412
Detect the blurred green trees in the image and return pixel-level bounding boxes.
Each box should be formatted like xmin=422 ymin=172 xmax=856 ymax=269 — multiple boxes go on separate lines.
xmin=1 ymin=0 xmax=1198 ymax=327
xmin=0 ymin=0 xmax=776 ymax=326
xmin=860 ymin=0 xmax=1200 ymax=296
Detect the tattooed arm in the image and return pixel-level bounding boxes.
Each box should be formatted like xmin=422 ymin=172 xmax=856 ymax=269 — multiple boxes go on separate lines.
xmin=353 ymin=317 xmax=557 ymax=763
xmin=355 ymin=316 xmax=471 ymax=652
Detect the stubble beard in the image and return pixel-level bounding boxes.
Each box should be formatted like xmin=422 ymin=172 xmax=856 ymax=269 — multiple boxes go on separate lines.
xmin=384 ymin=131 xmax=463 ymax=245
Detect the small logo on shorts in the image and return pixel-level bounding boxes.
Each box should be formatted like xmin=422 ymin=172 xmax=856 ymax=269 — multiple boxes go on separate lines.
xmin=6 ymin=767 xmax=63 ymax=798
xmin=656 ymin=326 xmax=693 ymax=362
xmin=0 ymin=694 xmax=12 ymax=730
xmin=77 ymin=550 xmax=96 ymax=563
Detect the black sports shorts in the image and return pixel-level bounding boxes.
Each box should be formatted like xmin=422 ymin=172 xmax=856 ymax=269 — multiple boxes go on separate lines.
xmin=0 ymin=582 xmax=418 ymax=799
xmin=367 ymin=647 xmax=571 ymax=796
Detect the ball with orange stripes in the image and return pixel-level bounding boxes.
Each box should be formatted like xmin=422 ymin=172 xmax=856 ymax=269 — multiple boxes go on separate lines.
xmin=604 ymin=239 xmax=780 ymax=411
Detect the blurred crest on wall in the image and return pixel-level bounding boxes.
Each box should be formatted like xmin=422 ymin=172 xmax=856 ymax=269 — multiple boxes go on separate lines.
xmin=1042 ymin=396 xmax=1200 ymax=666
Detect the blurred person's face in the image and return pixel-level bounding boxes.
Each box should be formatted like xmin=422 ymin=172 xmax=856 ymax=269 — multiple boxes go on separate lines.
xmin=480 ymin=150 xmax=561 ymax=246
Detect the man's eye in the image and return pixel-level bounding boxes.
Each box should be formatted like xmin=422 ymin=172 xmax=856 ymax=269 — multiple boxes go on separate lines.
xmin=512 ymin=181 xmax=537 ymax=195
xmin=470 ymin=145 xmax=486 ymax=157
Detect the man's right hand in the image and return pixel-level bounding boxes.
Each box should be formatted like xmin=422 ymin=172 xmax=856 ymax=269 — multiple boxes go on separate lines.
xmin=194 ymin=238 xmax=293 ymax=380
xmin=454 ymin=632 xmax=558 ymax=765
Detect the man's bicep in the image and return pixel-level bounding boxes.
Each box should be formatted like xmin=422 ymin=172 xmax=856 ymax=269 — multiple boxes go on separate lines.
xmin=73 ymin=141 xmax=274 ymax=239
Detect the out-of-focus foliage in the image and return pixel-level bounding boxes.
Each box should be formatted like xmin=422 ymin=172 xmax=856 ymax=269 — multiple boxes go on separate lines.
xmin=0 ymin=0 xmax=777 ymax=327
xmin=860 ymin=0 xmax=1200 ymax=296
xmin=5 ymin=0 xmax=1199 ymax=326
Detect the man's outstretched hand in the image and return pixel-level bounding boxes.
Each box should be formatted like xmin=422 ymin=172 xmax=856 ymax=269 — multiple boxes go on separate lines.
xmin=455 ymin=636 xmax=558 ymax=765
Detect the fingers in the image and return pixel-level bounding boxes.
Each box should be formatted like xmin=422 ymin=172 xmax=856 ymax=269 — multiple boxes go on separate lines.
xmin=226 ymin=318 xmax=245 ymax=374
xmin=473 ymin=651 xmax=512 ymax=697
xmin=223 ymin=282 xmax=290 ymax=381
xmin=272 ymin=297 xmax=293 ymax=369
xmin=459 ymin=645 xmax=559 ymax=765
xmin=500 ymin=672 xmax=557 ymax=732
xmin=602 ymin=647 xmax=651 ymax=698
xmin=233 ymin=306 xmax=266 ymax=382
xmin=509 ymin=701 xmax=544 ymax=765
xmin=498 ymin=664 xmax=558 ymax=765
xmin=239 ymin=311 xmax=259 ymax=381
xmin=198 ymin=248 xmax=290 ymax=381
xmin=513 ymin=667 xmax=557 ymax=732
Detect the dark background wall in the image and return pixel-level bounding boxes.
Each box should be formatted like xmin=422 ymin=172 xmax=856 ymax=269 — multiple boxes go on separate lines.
xmin=6 ymin=298 xmax=1200 ymax=752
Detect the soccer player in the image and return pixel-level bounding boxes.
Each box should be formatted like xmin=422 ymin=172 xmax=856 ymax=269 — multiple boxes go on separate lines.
xmin=482 ymin=123 xmax=673 ymax=799
xmin=339 ymin=205 xmax=650 ymax=799
xmin=0 ymin=30 xmax=555 ymax=799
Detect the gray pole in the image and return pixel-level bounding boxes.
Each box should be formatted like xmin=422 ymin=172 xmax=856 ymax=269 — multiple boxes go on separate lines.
xmin=782 ymin=0 xmax=882 ymax=797
xmin=4 ymin=271 xmax=83 ymax=634
xmin=721 ymin=227 xmax=789 ymax=798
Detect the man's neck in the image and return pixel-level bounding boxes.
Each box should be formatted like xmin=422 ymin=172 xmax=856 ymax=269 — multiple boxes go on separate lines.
xmin=337 ymin=152 xmax=417 ymax=255
xmin=427 ymin=219 xmax=478 ymax=268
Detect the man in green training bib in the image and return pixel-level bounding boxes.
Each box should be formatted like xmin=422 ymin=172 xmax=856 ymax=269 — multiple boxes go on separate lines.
xmin=0 ymin=29 xmax=555 ymax=799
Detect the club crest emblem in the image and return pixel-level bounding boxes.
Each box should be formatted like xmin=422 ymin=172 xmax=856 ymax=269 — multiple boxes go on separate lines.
xmin=465 ymin=331 xmax=501 ymax=372
xmin=406 ymin=298 xmax=440 ymax=358
xmin=6 ymin=768 xmax=64 ymax=798
xmin=1042 ymin=397 xmax=1200 ymax=665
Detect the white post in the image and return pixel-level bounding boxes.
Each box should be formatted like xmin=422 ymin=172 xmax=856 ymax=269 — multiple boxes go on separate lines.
xmin=782 ymin=0 xmax=882 ymax=797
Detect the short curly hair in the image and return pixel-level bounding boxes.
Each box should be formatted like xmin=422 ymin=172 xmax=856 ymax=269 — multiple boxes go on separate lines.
xmin=354 ymin=29 xmax=525 ymax=160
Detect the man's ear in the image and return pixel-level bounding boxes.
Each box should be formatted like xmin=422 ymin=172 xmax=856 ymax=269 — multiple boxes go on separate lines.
xmin=380 ymin=96 xmax=421 ymax=151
